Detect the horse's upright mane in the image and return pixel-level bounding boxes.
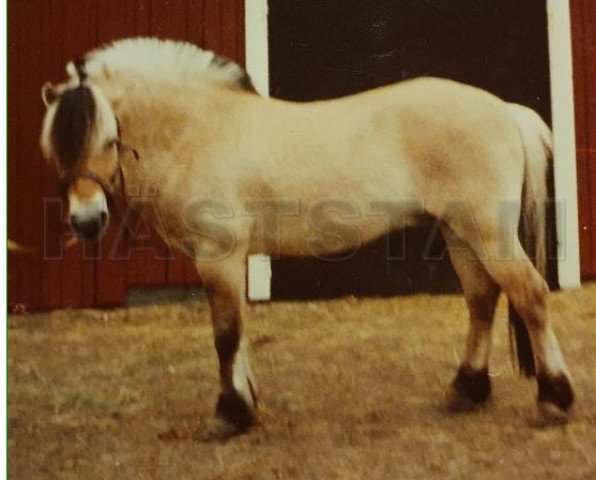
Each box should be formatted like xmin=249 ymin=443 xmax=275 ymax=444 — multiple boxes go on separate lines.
xmin=79 ymin=37 xmax=254 ymax=91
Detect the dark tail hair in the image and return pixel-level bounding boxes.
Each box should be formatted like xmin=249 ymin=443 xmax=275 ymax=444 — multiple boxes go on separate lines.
xmin=507 ymin=104 xmax=552 ymax=377
xmin=508 ymin=305 xmax=535 ymax=376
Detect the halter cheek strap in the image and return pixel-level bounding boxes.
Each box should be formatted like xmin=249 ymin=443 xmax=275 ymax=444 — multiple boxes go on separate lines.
xmin=60 ymin=139 xmax=141 ymax=242
xmin=59 ymin=139 xmax=139 ymax=201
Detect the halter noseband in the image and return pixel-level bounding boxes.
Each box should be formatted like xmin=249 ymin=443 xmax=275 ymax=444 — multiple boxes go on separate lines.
xmin=59 ymin=140 xmax=139 ymax=204
xmin=60 ymin=140 xmax=140 ymax=242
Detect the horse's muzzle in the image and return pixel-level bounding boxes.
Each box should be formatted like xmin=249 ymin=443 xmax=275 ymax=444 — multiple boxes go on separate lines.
xmin=70 ymin=212 xmax=108 ymax=241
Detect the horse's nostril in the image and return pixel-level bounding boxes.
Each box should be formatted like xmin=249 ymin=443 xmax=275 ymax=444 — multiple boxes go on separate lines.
xmin=70 ymin=215 xmax=80 ymax=230
xmin=79 ymin=219 xmax=101 ymax=240
xmin=69 ymin=215 xmax=105 ymax=240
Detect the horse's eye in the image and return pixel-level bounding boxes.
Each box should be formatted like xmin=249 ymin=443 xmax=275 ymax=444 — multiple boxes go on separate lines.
xmin=105 ymin=139 xmax=118 ymax=151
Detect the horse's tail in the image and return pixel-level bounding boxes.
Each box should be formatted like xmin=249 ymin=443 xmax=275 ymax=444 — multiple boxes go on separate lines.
xmin=507 ymin=103 xmax=552 ymax=377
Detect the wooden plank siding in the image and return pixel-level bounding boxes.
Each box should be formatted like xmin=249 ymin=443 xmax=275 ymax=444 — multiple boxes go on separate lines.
xmin=8 ymin=0 xmax=245 ymax=310
xmin=571 ymin=0 xmax=596 ymax=279
xmin=8 ymin=0 xmax=596 ymax=310
xmin=268 ymin=0 xmax=555 ymax=298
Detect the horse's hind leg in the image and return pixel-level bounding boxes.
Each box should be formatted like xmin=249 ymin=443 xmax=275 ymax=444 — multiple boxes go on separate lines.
xmin=442 ymin=226 xmax=500 ymax=410
xmin=195 ymin=252 xmax=258 ymax=437
xmin=459 ymin=227 xmax=574 ymax=418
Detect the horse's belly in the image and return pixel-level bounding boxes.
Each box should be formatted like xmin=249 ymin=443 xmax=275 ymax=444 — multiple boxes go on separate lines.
xmin=248 ymin=199 xmax=423 ymax=258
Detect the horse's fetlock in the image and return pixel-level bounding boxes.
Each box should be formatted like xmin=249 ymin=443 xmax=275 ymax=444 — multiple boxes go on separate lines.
xmin=214 ymin=328 xmax=240 ymax=362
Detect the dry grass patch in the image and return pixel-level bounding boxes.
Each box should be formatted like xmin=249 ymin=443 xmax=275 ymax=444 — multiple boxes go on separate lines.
xmin=8 ymin=285 xmax=596 ymax=479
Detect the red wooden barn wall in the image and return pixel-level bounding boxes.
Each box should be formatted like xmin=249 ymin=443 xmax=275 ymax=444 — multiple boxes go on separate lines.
xmin=8 ymin=1 xmax=596 ymax=311
xmin=571 ymin=0 xmax=596 ymax=280
xmin=8 ymin=0 xmax=245 ymax=310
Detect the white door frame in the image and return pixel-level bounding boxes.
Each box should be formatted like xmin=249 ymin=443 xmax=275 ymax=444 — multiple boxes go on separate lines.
xmin=244 ymin=0 xmax=582 ymax=300
xmin=245 ymin=0 xmax=270 ymax=98
xmin=546 ymin=0 xmax=581 ymax=288
xmin=245 ymin=0 xmax=272 ymax=300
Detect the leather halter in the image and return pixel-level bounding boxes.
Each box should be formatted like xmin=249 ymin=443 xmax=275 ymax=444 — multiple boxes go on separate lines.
xmin=59 ymin=140 xmax=139 ymax=205
xmin=60 ymin=64 xmax=141 ymax=238
xmin=60 ymin=140 xmax=140 ymax=241
xmin=59 ymin=64 xmax=138 ymax=205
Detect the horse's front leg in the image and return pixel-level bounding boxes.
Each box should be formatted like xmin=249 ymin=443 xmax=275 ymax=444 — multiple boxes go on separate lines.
xmin=196 ymin=253 xmax=258 ymax=436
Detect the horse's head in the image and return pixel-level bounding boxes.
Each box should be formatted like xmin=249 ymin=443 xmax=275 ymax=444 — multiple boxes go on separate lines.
xmin=40 ymin=38 xmax=255 ymax=240
xmin=40 ymin=73 xmax=121 ymax=241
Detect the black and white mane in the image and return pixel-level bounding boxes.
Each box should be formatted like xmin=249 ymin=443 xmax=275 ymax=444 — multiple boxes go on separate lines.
xmin=80 ymin=37 xmax=255 ymax=91
xmin=41 ymin=37 xmax=255 ymax=168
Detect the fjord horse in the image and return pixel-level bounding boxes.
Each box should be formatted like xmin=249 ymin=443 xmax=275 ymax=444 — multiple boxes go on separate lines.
xmin=40 ymin=38 xmax=574 ymax=436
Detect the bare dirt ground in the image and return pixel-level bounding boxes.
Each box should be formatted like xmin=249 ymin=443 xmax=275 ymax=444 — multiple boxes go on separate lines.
xmin=8 ymin=284 xmax=596 ymax=480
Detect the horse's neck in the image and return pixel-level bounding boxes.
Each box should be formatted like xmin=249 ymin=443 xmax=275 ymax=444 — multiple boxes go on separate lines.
xmin=107 ymin=79 xmax=251 ymax=192
xmin=104 ymin=77 xmax=344 ymax=198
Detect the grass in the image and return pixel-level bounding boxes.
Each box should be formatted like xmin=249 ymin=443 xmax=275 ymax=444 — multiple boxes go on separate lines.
xmin=8 ymin=284 xmax=596 ymax=479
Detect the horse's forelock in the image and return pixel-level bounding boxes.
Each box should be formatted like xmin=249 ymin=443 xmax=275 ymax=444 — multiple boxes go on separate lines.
xmin=50 ymin=85 xmax=96 ymax=168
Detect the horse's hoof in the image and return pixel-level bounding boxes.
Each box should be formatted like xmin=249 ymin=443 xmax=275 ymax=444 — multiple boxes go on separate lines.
xmin=446 ymin=387 xmax=490 ymax=413
xmin=446 ymin=366 xmax=491 ymax=413
xmin=216 ymin=390 xmax=258 ymax=431
xmin=194 ymin=390 xmax=258 ymax=442
xmin=535 ymin=401 xmax=570 ymax=427
xmin=194 ymin=416 xmax=246 ymax=442
xmin=535 ymin=373 xmax=574 ymax=426
xmin=537 ymin=373 xmax=574 ymax=412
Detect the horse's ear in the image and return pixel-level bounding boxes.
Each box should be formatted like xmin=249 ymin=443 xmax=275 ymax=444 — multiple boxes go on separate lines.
xmin=41 ymin=82 xmax=59 ymax=106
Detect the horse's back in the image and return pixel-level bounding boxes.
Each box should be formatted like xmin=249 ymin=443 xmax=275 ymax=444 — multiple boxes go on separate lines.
xmin=261 ymin=77 xmax=525 ymax=208
xmin=236 ymin=78 xmax=528 ymax=256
